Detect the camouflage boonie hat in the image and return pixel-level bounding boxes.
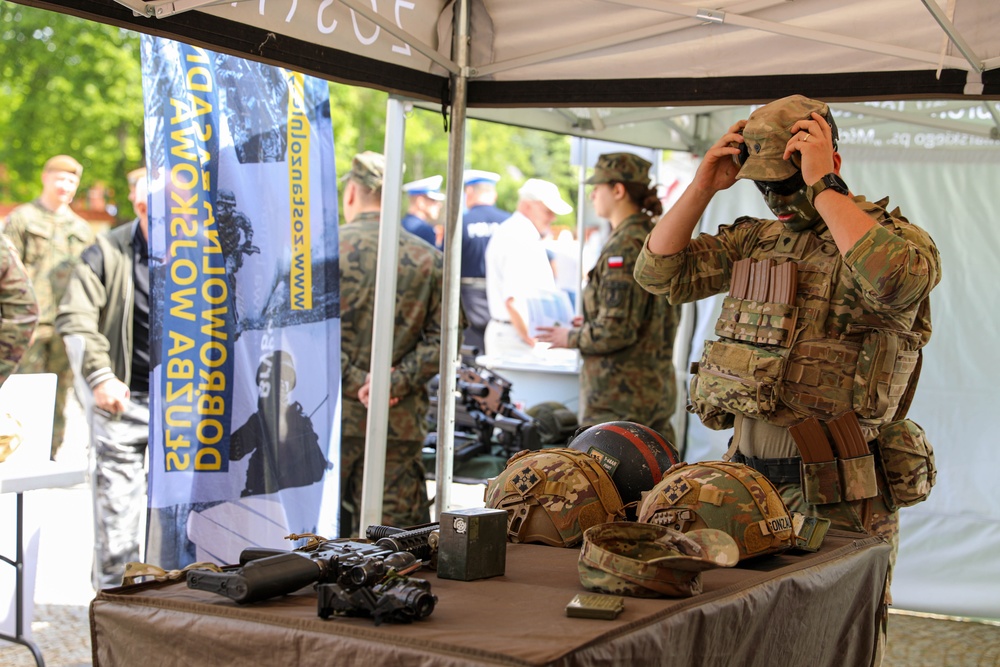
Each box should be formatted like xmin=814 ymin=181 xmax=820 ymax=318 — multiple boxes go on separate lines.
xmin=586 ymin=153 xmax=652 ymax=186
xmin=637 ymin=461 xmax=795 ymax=561
xmin=484 ymin=448 xmax=626 ymax=547
xmin=578 ymin=522 xmax=738 ymax=598
xmin=736 ymin=95 xmax=830 ymax=182
xmin=344 ymin=151 xmax=386 ymax=191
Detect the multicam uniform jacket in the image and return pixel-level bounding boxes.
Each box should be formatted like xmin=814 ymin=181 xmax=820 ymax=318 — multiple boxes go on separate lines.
xmin=339 ymin=211 xmax=444 ymax=441
xmin=634 ymin=195 xmax=940 ymax=440
xmin=568 ymin=213 xmax=679 ymax=439
xmin=4 ymin=199 xmax=94 ymax=330
xmin=0 ymin=235 xmax=39 ymax=383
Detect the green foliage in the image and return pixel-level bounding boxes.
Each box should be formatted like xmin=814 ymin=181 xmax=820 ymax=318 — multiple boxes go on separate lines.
xmin=0 ymin=3 xmax=577 ymax=229
xmin=328 ymin=83 xmax=577 ymax=228
xmin=0 ymin=2 xmax=143 ymax=219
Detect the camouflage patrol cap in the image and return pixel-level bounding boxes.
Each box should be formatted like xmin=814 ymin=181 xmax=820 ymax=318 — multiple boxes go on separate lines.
xmin=585 ymin=153 xmax=652 ymax=186
xmin=484 ymin=447 xmax=626 ymax=547
xmin=345 ymin=151 xmax=386 ymax=191
xmin=637 ymin=461 xmax=795 ymax=561
xmin=43 ymin=154 xmax=83 ymax=178
xmin=578 ymin=522 xmax=738 ymax=598
xmin=736 ymin=95 xmax=831 ymax=182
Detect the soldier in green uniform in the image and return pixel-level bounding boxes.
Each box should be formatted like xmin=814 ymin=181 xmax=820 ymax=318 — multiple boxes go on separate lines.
xmin=537 ymin=153 xmax=680 ymax=443
xmin=4 ymin=154 xmax=96 ymax=458
xmin=634 ymin=95 xmax=940 ymax=663
xmin=338 ymin=151 xmax=444 ymax=536
xmin=0 ymin=235 xmax=39 ymax=385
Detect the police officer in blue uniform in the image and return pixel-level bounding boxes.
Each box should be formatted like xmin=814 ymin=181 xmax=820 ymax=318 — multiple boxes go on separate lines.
xmin=401 ymin=175 xmax=444 ymax=247
xmin=460 ymin=169 xmax=510 ymax=351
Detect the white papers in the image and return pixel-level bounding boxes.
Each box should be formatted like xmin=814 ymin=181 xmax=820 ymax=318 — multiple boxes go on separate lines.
xmin=525 ymin=290 xmax=574 ymax=338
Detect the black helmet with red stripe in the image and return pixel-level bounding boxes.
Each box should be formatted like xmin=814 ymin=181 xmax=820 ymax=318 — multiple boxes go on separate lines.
xmin=568 ymin=421 xmax=679 ymax=520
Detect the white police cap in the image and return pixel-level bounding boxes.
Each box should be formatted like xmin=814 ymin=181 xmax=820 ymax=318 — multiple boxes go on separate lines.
xmin=403 ymin=174 xmax=445 ymax=201
xmin=463 ymin=169 xmax=501 ymax=186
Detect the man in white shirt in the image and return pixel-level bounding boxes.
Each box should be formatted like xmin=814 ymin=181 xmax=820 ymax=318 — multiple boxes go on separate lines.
xmin=484 ymin=178 xmax=572 ymax=356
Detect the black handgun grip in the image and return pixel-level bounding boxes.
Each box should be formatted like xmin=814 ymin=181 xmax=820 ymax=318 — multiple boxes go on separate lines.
xmin=186 ymin=552 xmax=322 ymax=604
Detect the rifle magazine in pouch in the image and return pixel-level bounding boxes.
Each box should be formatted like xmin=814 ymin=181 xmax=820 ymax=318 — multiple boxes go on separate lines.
xmin=801 ymin=460 xmax=842 ymax=505
xmin=690 ymin=340 xmax=785 ymax=420
xmin=837 ymin=454 xmax=879 ymax=501
xmin=875 ymin=419 xmax=936 ymax=511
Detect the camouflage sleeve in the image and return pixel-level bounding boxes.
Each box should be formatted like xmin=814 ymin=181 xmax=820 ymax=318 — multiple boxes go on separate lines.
xmin=634 ymin=219 xmax=760 ymax=305
xmin=2 ymin=212 xmax=26 ymax=261
xmin=0 ymin=238 xmax=39 ymax=383
xmin=391 ymin=256 xmax=443 ymax=399
xmin=54 ymin=248 xmax=114 ymax=386
xmin=570 ymin=246 xmax=644 ymax=355
xmin=844 ymin=220 xmax=941 ymax=311
xmin=340 ymin=351 xmax=369 ymax=399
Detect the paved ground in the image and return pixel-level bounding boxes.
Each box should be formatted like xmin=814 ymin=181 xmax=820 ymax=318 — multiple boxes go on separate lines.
xmin=3 ymin=398 xmax=999 ymax=666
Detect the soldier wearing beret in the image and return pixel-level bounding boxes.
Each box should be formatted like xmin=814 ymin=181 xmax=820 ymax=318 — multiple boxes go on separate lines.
xmin=634 ymin=95 xmax=941 ymax=663
xmin=338 ymin=151 xmax=444 ymax=536
xmin=4 ymin=154 xmax=95 ymax=458
xmin=537 ymin=153 xmax=680 ymax=442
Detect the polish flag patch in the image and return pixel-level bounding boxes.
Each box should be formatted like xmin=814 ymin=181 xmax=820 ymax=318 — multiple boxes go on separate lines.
xmin=607 ymin=256 xmax=624 ymax=268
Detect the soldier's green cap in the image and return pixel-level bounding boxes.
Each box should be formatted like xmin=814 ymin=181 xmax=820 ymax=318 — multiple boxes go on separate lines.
xmin=736 ymin=95 xmax=830 ymax=182
xmin=586 ymin=153 xmax=652 ymax=186
xmin=344 ymin=151 xmax=386 ymax=191
xmin=578 ymin=522 xmax=738 ymax=598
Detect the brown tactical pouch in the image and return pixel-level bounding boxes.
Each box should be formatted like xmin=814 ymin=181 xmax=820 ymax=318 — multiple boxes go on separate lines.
xmin=801 ymin=460 xmax=842 ymax=505
xmin=874 ymin=419 xmax=936 ymax=511
xmin=690 ymin=340 xmax=785 ymax=420
xmin=837 ymin=454 xmax=879 ymax=501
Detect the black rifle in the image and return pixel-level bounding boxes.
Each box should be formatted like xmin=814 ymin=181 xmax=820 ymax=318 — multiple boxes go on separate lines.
xmin=186 ymin=524 xmax=438 ymax=624
xmin=424 ymin=346 xmax=542 ymax=461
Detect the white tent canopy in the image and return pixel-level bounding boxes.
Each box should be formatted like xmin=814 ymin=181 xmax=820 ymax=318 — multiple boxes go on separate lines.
xmin=15 ymin=0 xmax=1000 ymax=620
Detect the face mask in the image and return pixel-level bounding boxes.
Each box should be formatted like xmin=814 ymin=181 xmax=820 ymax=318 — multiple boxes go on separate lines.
xmin=763 ymin=185 xmax=820 ymax=232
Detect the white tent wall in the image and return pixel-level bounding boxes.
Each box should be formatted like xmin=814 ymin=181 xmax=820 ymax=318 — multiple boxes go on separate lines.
xmin=677 ymin=143 xmax=1000 ymax=620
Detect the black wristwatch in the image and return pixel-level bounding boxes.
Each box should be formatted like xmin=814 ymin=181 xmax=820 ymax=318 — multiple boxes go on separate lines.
xmin=807 ymin=173 xmax=849 ymax=205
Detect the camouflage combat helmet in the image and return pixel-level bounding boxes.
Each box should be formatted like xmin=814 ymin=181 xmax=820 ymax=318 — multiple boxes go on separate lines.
xmin=484 ymin=447 xmax=626 ymax=547
xmin=578 ymin=522 xmax=739 ymax=598
xmin=568 ymin=421 xmax=679 ymax=521
xmin=637 ymin=461 xmax=795 ymax=561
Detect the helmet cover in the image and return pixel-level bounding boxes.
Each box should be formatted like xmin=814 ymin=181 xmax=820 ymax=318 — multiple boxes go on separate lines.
xmin=637 ymin=461 xmax=795 ymax=561
xmin=484 ymin=448 xmax=626 ymax=547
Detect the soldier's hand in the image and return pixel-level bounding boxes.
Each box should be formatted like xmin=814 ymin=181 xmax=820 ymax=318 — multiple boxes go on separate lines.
xmin=93 ymin=378 xmax=130 ymax=415
xmin=535 ymin=324 xmax=571 ymax=348
xmin=358 ymin=374 xmax=400 ymax=409
xmin=691 ymin=120 xmax=748 ymax=195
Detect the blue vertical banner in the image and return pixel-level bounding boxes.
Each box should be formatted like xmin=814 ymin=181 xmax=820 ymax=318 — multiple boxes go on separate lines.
xmin=141 ymin=36 xmax=341 ymax=569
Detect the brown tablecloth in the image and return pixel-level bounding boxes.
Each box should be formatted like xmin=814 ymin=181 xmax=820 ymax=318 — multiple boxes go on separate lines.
xmin=90 ymin=529 xmax=889 ymax=667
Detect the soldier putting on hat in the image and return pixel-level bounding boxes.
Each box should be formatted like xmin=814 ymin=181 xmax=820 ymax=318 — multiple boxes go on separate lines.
xmin=536 ymin=153 xmax=681 ymax=443
xmin=633 ymin=95 xmax=941 ymax=664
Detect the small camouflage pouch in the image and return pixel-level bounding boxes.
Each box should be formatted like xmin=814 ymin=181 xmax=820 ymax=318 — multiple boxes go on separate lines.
xmin=875 ymin=419 xmax=936 ymax=511
xmin=801 ymin=460 xmax=842 ymax=505
xmin=837 ymin=454 xmax=879 ymax=501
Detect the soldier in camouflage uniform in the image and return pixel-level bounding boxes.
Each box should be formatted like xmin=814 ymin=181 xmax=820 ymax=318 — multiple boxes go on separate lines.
xmin=338 ymin=151 xmax=444 ymax=536
xmin=634 ymin=96 xmax=940 ymax=662
xmin=0 ymin=235 xmax=39 ymax=385
xmin=537 ymin=153 xmax=680 ymax=442
xmin=4 ymin=155 xmax=96 ymax=458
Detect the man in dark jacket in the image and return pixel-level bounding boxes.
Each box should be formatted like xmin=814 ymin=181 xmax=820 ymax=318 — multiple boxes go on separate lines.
xmin=55 ymin=169 xmax=151 ymax=590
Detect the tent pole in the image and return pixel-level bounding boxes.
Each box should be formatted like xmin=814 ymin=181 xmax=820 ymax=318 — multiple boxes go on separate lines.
xmin=358 ymin=96 xmax=407 ymax=534
xmin=434 ymin=0 xmax=470 ymax=519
